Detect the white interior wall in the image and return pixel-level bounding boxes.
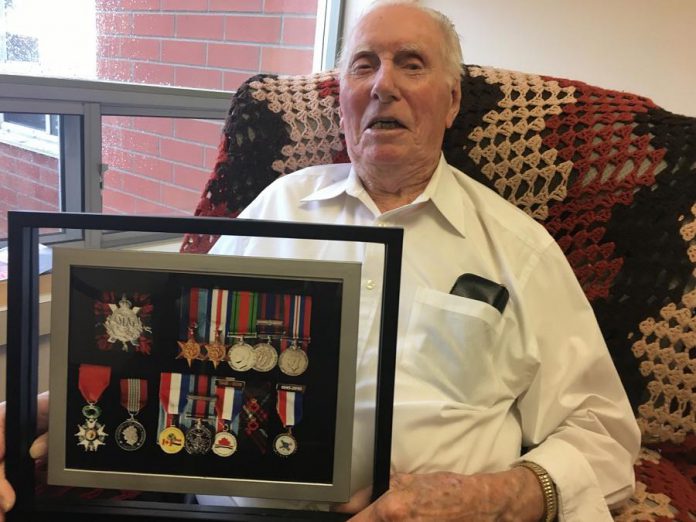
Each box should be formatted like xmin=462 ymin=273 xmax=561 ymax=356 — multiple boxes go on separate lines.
xmin=342 ymin=0 xmax=696 ymax=117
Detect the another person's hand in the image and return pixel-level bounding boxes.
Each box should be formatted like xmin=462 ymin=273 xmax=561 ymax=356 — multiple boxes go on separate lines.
xmin=0 ymin=391 xmax=50 ymax=521
xmin=333 ymin=468 xmax=544 ymax=522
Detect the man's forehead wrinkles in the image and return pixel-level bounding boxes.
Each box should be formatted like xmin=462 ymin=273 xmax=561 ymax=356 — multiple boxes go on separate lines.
xmin=349 ymin=42 xmax=426 ymax=60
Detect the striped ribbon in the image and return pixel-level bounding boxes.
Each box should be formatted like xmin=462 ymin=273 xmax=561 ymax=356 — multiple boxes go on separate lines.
xmin=276 ymin=385 xmax=304 ymax=429
xmin=158 ymin=372 xmax=191 ymax=431
xmin=179 ymin=287 xmax=213 ymax=342
xmin=228 ymin=290 xmax=258 ymax=339
xmin=208 ymin=288 xmax=229 ymax=342
xmin=281 ymin=294 xmax=312 ymax=351
xmin=215 ymin=383 xmax=244 ymax=434
xmin=120 ymin=378 xmax=147 ymax=415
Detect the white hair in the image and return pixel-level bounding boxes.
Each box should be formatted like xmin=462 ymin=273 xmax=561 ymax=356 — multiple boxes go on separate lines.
xmin=337 ymin=0 xmax=464 ymax=82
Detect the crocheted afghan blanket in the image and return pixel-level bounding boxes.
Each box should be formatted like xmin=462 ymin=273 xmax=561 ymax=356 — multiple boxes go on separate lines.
xmin=181 ymin=65 xmax=696 ymax=520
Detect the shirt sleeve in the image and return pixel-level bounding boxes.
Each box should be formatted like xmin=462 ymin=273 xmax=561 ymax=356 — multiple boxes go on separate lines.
xmin=515 ymin=240 xmax=641 ymax=521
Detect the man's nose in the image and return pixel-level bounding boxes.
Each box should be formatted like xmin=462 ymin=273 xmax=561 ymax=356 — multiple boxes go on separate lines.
xmin=371 ymin=63 xmax=399 ymax=102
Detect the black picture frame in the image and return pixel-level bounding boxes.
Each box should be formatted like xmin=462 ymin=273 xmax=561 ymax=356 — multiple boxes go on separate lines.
xmin=5 ymin=210 xmax=403 ymax=522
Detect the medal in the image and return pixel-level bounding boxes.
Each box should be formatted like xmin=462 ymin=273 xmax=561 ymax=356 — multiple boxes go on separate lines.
xmin=96 ymin=292 xmax=153 ymax=354
xmin=274 ymin=383 xmax=305 ymax=457
xmin=184 ymin=418 xmax=214 ymax=455
xmin=278 ymin=294 xmax=311 ymax=376
xmin=252 ymin=337 xmax=278 ymax=372
xmin=226 ymin=291 xmax=258 ymax=371
xmin=242 ymin=386 xmax=272 ymax=454
xmin=75 ymin=364 xmax=111 ymax=452
xmin=176 ymin=326 xmax=203 ymax=367
xmin=115 ymin=378 xmax=147 ymax=451
xmin=157 ymin=372 xmax=190 ymax=454
xmin=213 ymin=378 xmax=245 ymax=457
xmin=204 ymin=289 xmax=230 ymax=369
xmin=182 ymin=375 xmax=216 ymax=455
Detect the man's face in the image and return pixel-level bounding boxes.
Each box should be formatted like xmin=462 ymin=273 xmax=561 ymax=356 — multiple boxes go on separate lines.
xmin=339 ymin=5 xmax=461 ymax=174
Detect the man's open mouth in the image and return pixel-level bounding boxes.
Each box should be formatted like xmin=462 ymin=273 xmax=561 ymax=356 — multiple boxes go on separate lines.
xmin=368 ymin=118 xmax=405 ymax=130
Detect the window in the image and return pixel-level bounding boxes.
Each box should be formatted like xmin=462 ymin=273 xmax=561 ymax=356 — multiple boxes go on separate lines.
xmin=0 ymin=0 xmax=343 ymax=247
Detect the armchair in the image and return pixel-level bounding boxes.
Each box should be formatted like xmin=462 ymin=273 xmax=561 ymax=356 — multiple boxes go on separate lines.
xmin=182 ymin=64 xmax=696 ymax=521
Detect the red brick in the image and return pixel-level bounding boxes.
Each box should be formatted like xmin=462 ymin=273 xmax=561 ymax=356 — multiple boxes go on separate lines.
xmin=225 ymin=16 xmax=281 ymax=43
xmin=174 ymin=119 xmax=223 ymax=145
xmin=203 ymin=146 xmax=220 ymax=170
xmin=98 ymin=36 xmax=121 ymax=58
xmin=120 ymin=128 xmax=161 ymax=155
xmin=176 ymin=14 xmax=224 ymax=40
xmin=261 ymin=46 xmax=313 ymax=74
xmin=161 ymin=40 xmax=206 ymax=65
xmin=134 ymin=198 xmax=186 ymax=215
xmin=105 ymin=0 xmax=160 ymax=10
xmin=119 ymin=37 xmax=161 ymax=60
xmin=121 ymin=172 xmax=163 ymax=198
xmin=133 ymin=14 xmax=176 ymax=37
xmin=14 ymin=159 xmax=41 ymax=183
xmin=160 ymin=138 xmax=205 ymax=167
xmin=103 ymin=189 xmax=138 ymax=214
xmin=102 ymin=147 xmax=134 ymax=171
xmin=207 ymin=42 xmax=260 ymax=70
xmin=38 ymin=165 xmax=59 ymax=185
xmin=34 ymin=184 xmax=59 ymax=205
xmin=173 ymin=164 xmax=211 ymax=191
xmin=103 ymin=168 xmax=125 ymax=191
xmin=174 ymin=66 xmax=223 ymax=90
xmin=130 ymin=153 xmax=174 ymax=181
xmin=223 ymin=71 xmax=252 ymax=91
xmin=210 ymin=0 xmax=262 ymax=12
xmin=29 ymin=153 xmax=58 ymax=170
xmin=161 ymin=183 xmax=200 ymax=212
xmin=97 ymin=12 xmax=132 ymax=35
xmin=264 ymin=0 xmax=317 ymax=15
xmin=132 ymin=62 xmax=176 ymax=85
xmin=282 ymin=16 xmax=316 ymax=46
xmin=98 ymin=59 xmax=134 ymax=82
xmin=162 ymin=0 xmax=208 ymax=10
xmin=134 ymin=117 xmax=174 ymax=136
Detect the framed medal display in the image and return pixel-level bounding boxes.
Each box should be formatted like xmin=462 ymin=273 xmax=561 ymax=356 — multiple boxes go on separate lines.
xmin=5 ymin=211 xmax=402 ymax=522
xmin=48 ymin=247 xmax=361 ymax=502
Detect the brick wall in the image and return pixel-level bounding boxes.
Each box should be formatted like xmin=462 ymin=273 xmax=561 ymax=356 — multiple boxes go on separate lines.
xmin=0 ymin=142 xmax=59 ymax=237
xmin=1 ymin=0 xmax=319 ymax=238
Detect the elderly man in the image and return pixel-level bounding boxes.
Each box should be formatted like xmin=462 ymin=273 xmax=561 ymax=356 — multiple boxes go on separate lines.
xmin=206 ymin=1 xmax=640 ymax=521
xmin=0 ymin=1 xmax=639 ymax=521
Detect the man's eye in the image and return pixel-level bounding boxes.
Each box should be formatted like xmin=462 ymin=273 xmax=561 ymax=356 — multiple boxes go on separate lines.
xmin=351 ymin=62 xmax=373 ymax=73
xmin=404 ymin=62 xmax=424 ymax=71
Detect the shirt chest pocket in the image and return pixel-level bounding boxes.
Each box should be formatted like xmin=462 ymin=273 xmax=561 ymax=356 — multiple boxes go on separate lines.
xmin=398 ymin=286 xmax=506 ymax=408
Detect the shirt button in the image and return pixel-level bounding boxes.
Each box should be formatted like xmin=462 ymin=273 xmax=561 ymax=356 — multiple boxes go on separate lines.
xmin=365 ymin=279 xmax=376 ymax=290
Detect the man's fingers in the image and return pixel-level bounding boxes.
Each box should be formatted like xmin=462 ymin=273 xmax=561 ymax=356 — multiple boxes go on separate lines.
xmin=29 ymin=433 xmax=48 ymax=460
xmin=0 ymin=462 xmax=16 ymax=516
xmin=331 ymin=484 xmax=373 ymax=514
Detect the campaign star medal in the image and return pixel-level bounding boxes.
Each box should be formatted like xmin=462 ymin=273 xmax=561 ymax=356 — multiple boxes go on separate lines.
xmin=75 ymin=364 xmax=111 ymax=452
xmin=273 ymin=383 xmax=305 ymax=457
xmin=115 ymin=378 xmax=147 ymax=451
xmin=278 ymin=294 xmax=311 ymax=377
xmin=176 ymin=326 xmax=202 ymax=367
xmin=204 ymin=289 xmax=230 ymax=369
xmin=157 ymin=372 xmax=188 ymax=454
xmin=213 ymin=378 xmax=245 ymax=457
xmin=104 ymin=294 xmax=150 ymax=351
xmin=205 ymin=330 xmax=227 ymax=369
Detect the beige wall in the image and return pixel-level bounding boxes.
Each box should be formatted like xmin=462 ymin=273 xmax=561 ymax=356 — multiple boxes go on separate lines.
xmin=343 ymin=0 xmax=696 ymax=117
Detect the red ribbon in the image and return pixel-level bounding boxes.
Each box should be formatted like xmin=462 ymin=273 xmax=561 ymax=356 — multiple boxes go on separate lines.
xmin=78 ymin=364 xmax=111 ymax=404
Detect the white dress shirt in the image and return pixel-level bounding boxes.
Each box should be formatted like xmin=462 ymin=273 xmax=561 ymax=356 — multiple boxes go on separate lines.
xmin=205 ymin=155 xmax=640 ymax=520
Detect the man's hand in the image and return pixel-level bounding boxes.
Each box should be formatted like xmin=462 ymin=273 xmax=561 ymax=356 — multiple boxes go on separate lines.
xmin=334 ymin=468 xmax=544 ymax=522
xmin=0 ymin=391 xmax=50 ymax=521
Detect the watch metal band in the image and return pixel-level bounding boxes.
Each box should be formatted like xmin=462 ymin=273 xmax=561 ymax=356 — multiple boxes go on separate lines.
xmin=513 ymin=460 xmax=558 ymax=522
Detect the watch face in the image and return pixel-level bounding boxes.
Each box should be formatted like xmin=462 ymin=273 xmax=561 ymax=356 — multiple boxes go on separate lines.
xmin=273 ymin=433 xmax=298 ymax=457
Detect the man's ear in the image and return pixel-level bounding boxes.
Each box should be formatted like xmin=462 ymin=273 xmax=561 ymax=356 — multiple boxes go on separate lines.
xmin=445 ymin=80 xmax=462 ymax=129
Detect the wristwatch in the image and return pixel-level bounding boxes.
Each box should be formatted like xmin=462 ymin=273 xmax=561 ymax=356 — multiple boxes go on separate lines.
xmin=513 ymin=460 xmax=558 ymax=522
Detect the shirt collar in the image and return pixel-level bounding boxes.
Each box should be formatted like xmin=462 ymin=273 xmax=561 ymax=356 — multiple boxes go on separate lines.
xmin=300 ymin=154 xmax=467 ymax=238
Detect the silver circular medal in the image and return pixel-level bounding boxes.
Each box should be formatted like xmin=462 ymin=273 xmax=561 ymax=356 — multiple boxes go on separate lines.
xmin=227 ymin=340 xmax=256 ymax=371
xmin=184 ymin=421 xmax=213 ymax=455
xmin=273 ymin=432 xmax=298 ymax=457
xmin=253 ymin=342 xmax=278 ymax=372
xmin=115 ymin=418 xmax=146 ymax=451
xmin=212 ymin=430 xmax=238 ymax=457
xmin=278 ymin=347 xmax=309 ymax=376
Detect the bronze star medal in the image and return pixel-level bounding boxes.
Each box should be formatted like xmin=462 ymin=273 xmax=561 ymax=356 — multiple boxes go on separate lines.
xmin=177 ymin=326 xmax=202 ymax=367
xmin=204 ymin=330 xmax=227 ymax=369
